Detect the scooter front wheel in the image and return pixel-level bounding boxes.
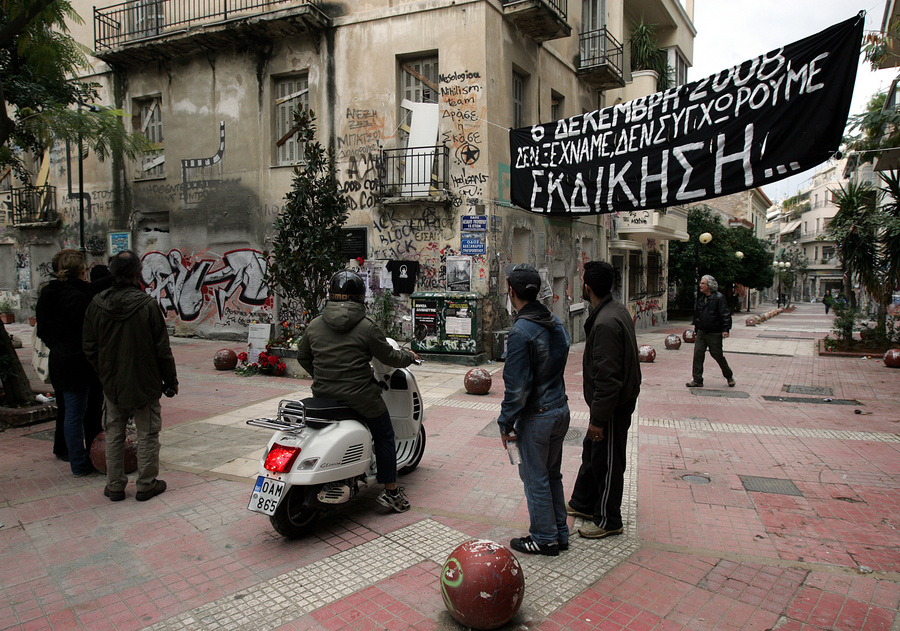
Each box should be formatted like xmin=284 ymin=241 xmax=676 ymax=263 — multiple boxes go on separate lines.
xmin=398 ymin=425 xmax=426 ymax=475
xmin=270 ymin=485 xmax=322 ymax=538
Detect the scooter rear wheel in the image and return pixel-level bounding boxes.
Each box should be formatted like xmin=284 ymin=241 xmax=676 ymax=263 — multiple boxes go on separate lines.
xmin=270 ymin=486 xmax=322 ymax=538
xmin=398 ymin=425 xmax=426 ymax=475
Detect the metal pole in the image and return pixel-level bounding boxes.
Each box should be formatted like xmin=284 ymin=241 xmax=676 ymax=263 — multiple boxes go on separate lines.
xmin=77 ymin=99 xmax=85 ymax=252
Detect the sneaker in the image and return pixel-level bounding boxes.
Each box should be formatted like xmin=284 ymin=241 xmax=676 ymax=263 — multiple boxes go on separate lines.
xmin=104 ymin=486 xmax=125 ymax=502
xmin=565 ymin=502 xmax=592 ymax=520
xmin=135 ymin=479 xmax=167 ymax=502
xmin=578 ymin=523 xmax=624 ymax=539
xmin=377 ymin=487 xmax=410 ymax=513
xmin=727 ymin=378 xmax=736 ymax=388
xmin=686 ymin=381 xmax=703 ymax=388
xmin=510 ymin=536 xmax=559 ymax=557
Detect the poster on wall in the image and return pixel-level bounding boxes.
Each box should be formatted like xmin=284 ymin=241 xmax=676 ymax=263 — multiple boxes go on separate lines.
xmin=509 ymin=14 xmax=864 ymax=215
xmin=246 ymin=323 xmax=271 ymax=363
xmin=108 ymin=231 xmax=132 ymax=256
xmin=446 ymin=256 xmax=472 ymax=292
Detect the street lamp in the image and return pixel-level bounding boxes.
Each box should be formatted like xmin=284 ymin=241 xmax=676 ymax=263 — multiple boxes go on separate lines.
xmin=735 ymin=251 xmax=747 ymax=311
xmin=775 ymin=261 xmax=791 ymax=307
xmin=694 ymin=231 xmax=713 ymax=295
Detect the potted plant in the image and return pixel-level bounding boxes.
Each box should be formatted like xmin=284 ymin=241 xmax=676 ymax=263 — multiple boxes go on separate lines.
xmin=0 ymin=300 xmax=14 ymax=324
xmin=630 ymin=19 xmax=673 ymax=91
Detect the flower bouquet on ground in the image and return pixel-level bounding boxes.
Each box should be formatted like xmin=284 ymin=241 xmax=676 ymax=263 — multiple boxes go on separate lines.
xmin=269 ymin=320 xmax=305 ymax=350
xmin=236 ymin=349 xmax=286 ymax=377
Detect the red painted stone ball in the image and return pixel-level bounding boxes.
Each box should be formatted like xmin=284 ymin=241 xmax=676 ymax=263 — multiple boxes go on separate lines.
xmin=89 ymin=430 xmax=137 ymax=474
xmin=745 ymin=317 xmax=757 ymax=327
xmin=683 ymin=329 xmax=696 ymax=343
xmin=464 ymin=368 xmax=492 ymax=395
xmin=441 ymin=539 xmax=524 ymax=629
xmin=214 ymin=348 xmax=238 ymax=370
xmin=664 ymin=334 xmax=682 ymax=349
xmin=883 ymin=349 xmax=900 ymax=368
xmin=638 ymin=345 xmax=656 ymax=363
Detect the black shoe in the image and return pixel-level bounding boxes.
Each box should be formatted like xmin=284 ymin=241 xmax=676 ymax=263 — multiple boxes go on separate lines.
xmin=136 ymin=479 xmax=166 ymax=501
xmin=104 ymin=486 xmax=125 ymax=502
xmin=686 ymin=381 xmax=703 ymax=388
xmin=510 ymin=536 xmax=559 ymax=557
xmin=559 ymin=541 xmax=569 ymax=551
xmin=727 ymin=378 xmax=736 ymax=388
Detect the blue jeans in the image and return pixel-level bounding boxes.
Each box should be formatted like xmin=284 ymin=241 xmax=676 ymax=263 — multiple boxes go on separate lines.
xmin=515 ymin=406 xmax=570 ymax=546
xmin=63 ymin=389 xmax=91 ymax=475
xmin=364 ymin=410 xmax=397 ymax=485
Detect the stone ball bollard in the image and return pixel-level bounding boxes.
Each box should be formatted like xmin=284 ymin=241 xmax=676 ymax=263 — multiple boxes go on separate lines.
xmin=683 ymin=329 xmax=696 ymax=343
xmin=214 ymin=348 xmax=238 ymax=370
xmin=90 ymin=430 xmax=137 ymax=474
xmin=745 ymin=317 xmax=757 ymax=326
xmin=441 ymin=539 xmax=524 ymax=629
xmin=464 ymin=368 xmax=492 ymax=395
xmin=664 ymin=334 xmax=682 ymax=349
xmin=638 ymin=345 xmax=656 ymax=362
xmin=883 ymin=349 xmax=900 ymax=368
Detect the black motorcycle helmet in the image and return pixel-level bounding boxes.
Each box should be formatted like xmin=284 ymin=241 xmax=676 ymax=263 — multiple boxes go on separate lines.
xmin=329 ymin=271 xmax=365 ymax=303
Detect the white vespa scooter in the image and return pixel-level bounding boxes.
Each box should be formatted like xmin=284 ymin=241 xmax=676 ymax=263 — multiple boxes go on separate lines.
xmin=245 ymin=340 xmax=426 ymax=538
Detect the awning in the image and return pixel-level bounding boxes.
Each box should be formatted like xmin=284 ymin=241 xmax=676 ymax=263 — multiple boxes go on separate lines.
xmin=780 ymin=220 xmax=801 ymax=234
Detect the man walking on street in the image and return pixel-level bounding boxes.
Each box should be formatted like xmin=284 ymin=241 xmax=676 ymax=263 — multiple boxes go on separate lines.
xmin=686 ymin=274 xmax=735 ymax=388
xmin=567 ymin=261 xmax=641 ymax=539
xmin=498 ymin=264 xmax=571 ymax=556
xmin=83 ymin=251 xmax=177 ymax=502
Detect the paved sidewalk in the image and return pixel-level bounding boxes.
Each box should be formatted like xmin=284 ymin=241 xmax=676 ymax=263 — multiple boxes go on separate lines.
xmin=1 ymin=301 xmax=898 ymax=630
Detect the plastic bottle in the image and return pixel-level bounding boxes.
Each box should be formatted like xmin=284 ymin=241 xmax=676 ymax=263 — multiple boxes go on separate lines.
xmin=507 ymin=440 xmax=522 ymax=465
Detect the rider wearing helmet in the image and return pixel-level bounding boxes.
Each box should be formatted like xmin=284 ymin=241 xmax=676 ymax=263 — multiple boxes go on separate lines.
xmin=296 ymin=270 xmax=420 ymax=512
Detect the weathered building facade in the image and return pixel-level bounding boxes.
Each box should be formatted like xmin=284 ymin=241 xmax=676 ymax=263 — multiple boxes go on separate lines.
xmin=1 ymin=0 xmax=694 ymax=348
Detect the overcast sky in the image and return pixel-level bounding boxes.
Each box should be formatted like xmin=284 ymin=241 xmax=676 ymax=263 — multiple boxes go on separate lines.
xmin=691 ymin=0 xmax=898 ymax=203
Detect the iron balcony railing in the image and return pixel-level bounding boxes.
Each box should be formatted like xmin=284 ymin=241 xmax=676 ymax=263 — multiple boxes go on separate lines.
xmin=94 ymin=0 xmax=322 ymax=49
xmin=501 ymin=0 xmax=566 ymax=18
xmin=12 ymin=186 xmax=57 ymax=225
xmin=579 ymin=27 xmax=624 ymax=76
xmin=379 ymin=146 xmax=450 ymax=199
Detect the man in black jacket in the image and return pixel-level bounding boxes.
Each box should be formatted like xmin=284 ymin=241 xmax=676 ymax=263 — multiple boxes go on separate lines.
xmin=687 ymin=274 xmax=735 ymax=388
xmin=567 ymin=261 xmax=641 ymax=539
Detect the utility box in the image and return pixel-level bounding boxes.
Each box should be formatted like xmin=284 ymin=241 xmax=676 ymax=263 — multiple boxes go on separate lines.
xmin=411 ymin=292 xmax=483 ymax=355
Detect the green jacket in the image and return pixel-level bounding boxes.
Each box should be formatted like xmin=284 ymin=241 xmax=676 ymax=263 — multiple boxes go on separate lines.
xmin=83 ymin=284 xmax=177 ymax=409
xmin=297 ymin=301 xmax=414 ymax=418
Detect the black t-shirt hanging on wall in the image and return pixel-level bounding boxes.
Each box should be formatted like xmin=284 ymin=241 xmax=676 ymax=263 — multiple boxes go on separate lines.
xmin=387 ymin=260 xmax=419 ymax=294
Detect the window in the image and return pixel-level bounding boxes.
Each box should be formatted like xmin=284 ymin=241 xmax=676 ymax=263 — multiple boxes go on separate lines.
xmin=134 ymin=97 xmax=164 ymax=179
xmin=398 ymin=55 xmax=438 ymax=145
xmin=274 ymin=74 xmax=309 ymax=166
xmin=551 ymin=91 xmax=564 ymax=122
xmin=668 ymin=49 xmax=688 ymax=86
xmin=513 ymin=71 xmax=526 ymax=128
xmin=628 ymin=250 xmax=642 ymax=299
xmin=646 ymin=252 xmax=662 ymax=295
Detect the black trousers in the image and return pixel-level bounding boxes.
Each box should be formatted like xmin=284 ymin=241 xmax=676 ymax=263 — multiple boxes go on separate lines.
xmin=569 ymin=401 xmax=635 ymax=530
xmin=692 ymin=330 xmax=733 ymax=384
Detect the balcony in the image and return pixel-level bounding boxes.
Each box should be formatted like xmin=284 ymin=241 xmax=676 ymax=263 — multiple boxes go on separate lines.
xmin=577 ymin=28 xmax=625 ymax=90
xmin=615 ymin=209 xmax=688 ymax=242
xmin=379 ymin=146 xmax=451 ymax=204
xmin=501 ymin=0 xmax=570 ymax=43
xmin=94 ymin=0 xmax=328 ymax=65
xmin=11 ymin=186 xmax=59 ymax=227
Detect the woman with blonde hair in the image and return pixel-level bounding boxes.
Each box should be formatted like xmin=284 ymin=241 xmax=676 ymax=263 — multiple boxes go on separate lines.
xmin=36 ymin=249 xmax=98 ymax=476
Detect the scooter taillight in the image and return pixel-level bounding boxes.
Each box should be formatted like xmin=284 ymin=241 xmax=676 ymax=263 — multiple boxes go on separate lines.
xmin=264 ymin=443 xmax=301 ymax=473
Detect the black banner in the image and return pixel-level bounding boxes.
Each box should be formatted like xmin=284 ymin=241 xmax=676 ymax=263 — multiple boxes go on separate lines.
xmin=509 ymin=14 xmax=864 ymax=215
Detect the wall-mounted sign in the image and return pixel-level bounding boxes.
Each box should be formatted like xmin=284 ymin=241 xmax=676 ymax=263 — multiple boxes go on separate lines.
xmin=107 ymin=231 xmax=132 ymax=256
xmin=341 ymin=227 xmax=368 ymax=260
xmin=460 ymin=234 xmax=486 ymax=256
xmin=461 ymin=215 xmax=488 ymax=232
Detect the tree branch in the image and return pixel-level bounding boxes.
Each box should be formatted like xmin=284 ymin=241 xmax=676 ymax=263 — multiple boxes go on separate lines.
xmin=0 ymin=0 xmax=60 ymax=49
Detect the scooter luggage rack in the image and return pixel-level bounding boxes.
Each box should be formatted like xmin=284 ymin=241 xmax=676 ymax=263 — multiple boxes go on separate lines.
xmin=246 ymin=399 xmax=339 ymax=434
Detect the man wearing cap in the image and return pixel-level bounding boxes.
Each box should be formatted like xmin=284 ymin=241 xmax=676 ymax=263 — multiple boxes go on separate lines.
xmin=497 ymin=264 xmax=571 ymax=556
xmin=566 ymin=260 xmax=641 ymax=539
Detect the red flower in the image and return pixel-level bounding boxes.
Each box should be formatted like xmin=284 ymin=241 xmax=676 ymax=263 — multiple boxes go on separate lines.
xmin=237 ymin=352 xmax=248 ymax=362
xmin=273 ymin=363 xmax=286 ymax=377
xmin=268 ymin=355 xmax=279 ymax=367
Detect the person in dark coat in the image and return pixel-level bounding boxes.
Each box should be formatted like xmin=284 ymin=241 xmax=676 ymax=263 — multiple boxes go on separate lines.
xmin=35 ymin=249 xmax=98 ymax=476
xmin=686 ymin=274 xmax=735 ymax=388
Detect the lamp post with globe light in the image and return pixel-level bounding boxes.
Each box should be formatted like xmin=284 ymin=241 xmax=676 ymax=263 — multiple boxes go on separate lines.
xmin=694 ymin=231 xmax=712 ymax=298
xmin=775 ymin=261 xmax=791 ymax=307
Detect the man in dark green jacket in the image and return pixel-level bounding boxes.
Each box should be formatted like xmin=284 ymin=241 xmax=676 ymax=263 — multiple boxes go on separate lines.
xmin=297 ymin=271 xmax=419 ymax=512
xmin=83 ymin=250 xmax=177 ymax=503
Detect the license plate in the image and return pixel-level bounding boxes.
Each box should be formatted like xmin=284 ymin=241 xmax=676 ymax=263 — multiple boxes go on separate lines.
xmin=247 ymin=476 xmax=285 ymax=516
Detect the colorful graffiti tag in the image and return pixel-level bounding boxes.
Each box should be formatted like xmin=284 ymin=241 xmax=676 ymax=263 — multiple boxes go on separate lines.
xmin=141 ymin=248 xmax=271 ymax=324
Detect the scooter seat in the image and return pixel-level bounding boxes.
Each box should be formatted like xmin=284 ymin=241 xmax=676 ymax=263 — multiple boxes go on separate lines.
xmin=283 ymin=397 xmax=365 ymax=424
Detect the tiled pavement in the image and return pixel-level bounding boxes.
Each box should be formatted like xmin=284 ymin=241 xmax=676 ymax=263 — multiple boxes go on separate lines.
xmin=1 ymin=301 xmax=899 ymax=630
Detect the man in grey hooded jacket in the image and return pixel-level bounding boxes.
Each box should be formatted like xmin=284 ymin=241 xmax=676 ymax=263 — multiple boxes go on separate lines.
xmin=297 ymin=271 xmax=419 ymax=512
xmin=83 ymin=250 xmax=177 ymax=503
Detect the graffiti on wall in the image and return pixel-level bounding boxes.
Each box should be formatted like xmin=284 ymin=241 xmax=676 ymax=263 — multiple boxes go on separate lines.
xmin=181 ymin=121 xmax=226 ymax=203
xmin=632 ymin=298 xmax=663 ymax=329
xmin=141 ymin=248 xmax=271 ymax=324
xmin=15 ymin=249 xmax=31 ymax=291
